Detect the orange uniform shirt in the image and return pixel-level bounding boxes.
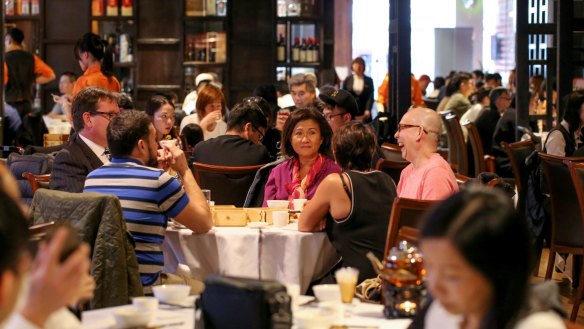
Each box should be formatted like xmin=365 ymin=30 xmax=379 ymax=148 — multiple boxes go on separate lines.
xmin=3 ymin=54 xmax=55 ymax=85
xmin=72 ymin=64 xmax=121 ymax=97
xmin=377 ymin=74 xmax=425 ymax=108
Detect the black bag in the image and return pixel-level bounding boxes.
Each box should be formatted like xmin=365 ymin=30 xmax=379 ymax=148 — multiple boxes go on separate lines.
xmin=524 ymin=150 xmax=550 ymax=239
xmin=199 ymin=275 xmax=292 ymax=329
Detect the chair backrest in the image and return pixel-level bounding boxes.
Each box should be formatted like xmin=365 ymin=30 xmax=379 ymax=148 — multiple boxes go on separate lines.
xmin=6 ymin=153 xmax=53 ymax=206
xmin=384 ymin=197 xmax=438 ymax=259
xmin=22 ymin=172 xmax=51 ymax=193
xmin=501 ymin=139 xmax=535 ymax=195
xmin=454 ymin=173 xmax=470 ymax=187
xmin=375 ymin=158 xmax=409 ymax=186
xmin=30 ymin=189 xmax=144 ymax=309
xmin=43 ymin=133 xmax=70 ymax=147
xmin=568 ymin=162 xmax=584 ymax=251
xmin=396 ymin=226 xmax=420 ymax=245
xmin=440 ymin=112 xmax=469 ymax=175
xmin=380 ymin=143 xmax=406 ymax=162
xmin=192 ymin=162 xmax=264 ymax=207
xmin=463 ymin=120 xmax=488 ymax=175
xmin=539 ymin=152 xmax=584 ymax=249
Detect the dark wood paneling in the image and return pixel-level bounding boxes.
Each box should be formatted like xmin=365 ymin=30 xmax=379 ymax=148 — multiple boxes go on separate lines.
xmin=333 ymin=0 xmax=351 ymax=70
xmin=45 ymin=0 xmax=89 ymax=39
xmin=138 ymin=0 xmax=181 ymax=38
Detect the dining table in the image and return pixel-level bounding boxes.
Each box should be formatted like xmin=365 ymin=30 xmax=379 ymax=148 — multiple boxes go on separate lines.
xmin=162 ymin=222 xmax=340 ymax=294
xmin=81 ymin=296 xmax=413 ymax=329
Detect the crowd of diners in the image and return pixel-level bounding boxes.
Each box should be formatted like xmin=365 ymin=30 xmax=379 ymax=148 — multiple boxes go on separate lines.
xmin=1 ymin=29 xmax=577 ymax=329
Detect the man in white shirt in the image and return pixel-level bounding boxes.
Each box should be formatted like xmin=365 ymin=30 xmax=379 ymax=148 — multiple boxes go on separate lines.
xmin=50 ymin=87 xmax=121 ymax=193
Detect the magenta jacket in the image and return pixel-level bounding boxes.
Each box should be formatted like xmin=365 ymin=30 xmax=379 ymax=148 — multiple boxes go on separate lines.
xmin=262 ymin=157 xmax=342 ymax=206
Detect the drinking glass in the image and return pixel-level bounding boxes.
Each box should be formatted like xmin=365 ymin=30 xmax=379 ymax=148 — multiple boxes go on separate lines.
xmin=335 ymin=267 xmax=359 ymax=317
xmin=201 ymin=189 xmax=211 ymax=203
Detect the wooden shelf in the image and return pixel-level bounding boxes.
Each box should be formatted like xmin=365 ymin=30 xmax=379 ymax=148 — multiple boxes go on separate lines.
xmin=136 ymin=38 xmax=180 ymax=45
xmin=5 ymin=15 xmax=41 ymax=21
xmin=183 ymin=61 xmax=226 ymax=66
xmin=91 ymin=16 xmax=135 ymax=21
xmin=276 ymin=62 xmax=320 ymax=68
xmin=184 ymin=15 xmax=227 ymax=21
xmin=276 ymin=16 xmax=319 ymax=23
xmin=136 ymin=85 xmax=182 ymax=91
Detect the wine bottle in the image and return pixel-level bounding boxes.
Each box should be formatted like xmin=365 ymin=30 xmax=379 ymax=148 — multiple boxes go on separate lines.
xmin=6 ymin=0 xmax=15 ymax=16
xmin=121 ymin=0 xmax=132 ymax=16
xmin=277 ymin=34 xmax=286 ymax=62
xmin=314 ymin=37 xmax=320 ymax=62
xmin=287 ymin=0 xmax=300 ymax=17
xmin=21 ymin=0 xmax=29 ymax=15
xmin=30 ymin=0 xmax=38 ymax=15
xmin=106 ymin=0 xmax=118 ymax=16
xmin=187 ymin=42 xmax=195 ymax=61
xmin=299 ymin=38 xmax=307 ymax=63
xmin=291 ymin=37 xmax=300 ymax=62
xmin=91 ymin=0 xmax=103 ymax=16
xmin=277 ymin=0 xmax=286 ymax=17
xmin=216 ymin=0 xmax=226 ymax=16
xmin=306 ymin=38 xmax=313 ymax=62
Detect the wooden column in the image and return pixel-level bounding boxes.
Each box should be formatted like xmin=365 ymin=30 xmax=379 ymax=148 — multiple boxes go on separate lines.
xmin=333 ymin=0 xmax=352 ymax=72
xmin=389 ymin=0 xmax=411 ymax=123
xmin=556 ymin=0 xmax=573 ymax=119
xmin=515 ymin=0 xmax=529 ymax=136
xmin=1 ymin=5 xmax=4 ymax=145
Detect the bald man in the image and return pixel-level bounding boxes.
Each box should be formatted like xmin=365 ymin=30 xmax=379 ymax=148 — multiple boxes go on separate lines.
xmin=394 ymin=108 xmax=458 ymax=200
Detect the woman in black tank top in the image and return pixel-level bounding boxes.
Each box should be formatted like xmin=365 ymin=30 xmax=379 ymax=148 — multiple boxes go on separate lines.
xmin=299 ymin=122 xmax=397 ymax=283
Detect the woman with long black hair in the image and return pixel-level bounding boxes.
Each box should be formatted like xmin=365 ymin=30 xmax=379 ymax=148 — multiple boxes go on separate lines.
xmin=72 ymin=33 xmax=120 ymax=96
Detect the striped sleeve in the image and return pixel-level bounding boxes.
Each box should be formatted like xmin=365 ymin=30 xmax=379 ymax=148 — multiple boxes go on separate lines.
xmin=158 ymin=172 xmax=189 ymax=218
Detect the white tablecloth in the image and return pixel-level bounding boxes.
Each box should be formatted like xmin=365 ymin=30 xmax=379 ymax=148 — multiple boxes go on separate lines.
xmin=162 ymin=223 xmax=340 ymax=293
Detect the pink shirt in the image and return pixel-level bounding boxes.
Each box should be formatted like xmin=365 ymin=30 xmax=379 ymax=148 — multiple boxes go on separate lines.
xmin=397 ymin=153 xmax=458 ymax=200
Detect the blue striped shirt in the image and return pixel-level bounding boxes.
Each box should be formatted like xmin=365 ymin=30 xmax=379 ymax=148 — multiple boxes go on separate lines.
xmin=84 ymin=158 xmax=189 ymax=287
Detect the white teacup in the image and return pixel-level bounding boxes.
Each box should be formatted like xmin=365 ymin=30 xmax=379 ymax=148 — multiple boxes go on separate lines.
xmin=272 ymin=211 xmax=288 ymax=227
xmin=132 ymin=296 xmax=158 ymax=322
xmin=292 ymin=199 xmax=307 ymax=211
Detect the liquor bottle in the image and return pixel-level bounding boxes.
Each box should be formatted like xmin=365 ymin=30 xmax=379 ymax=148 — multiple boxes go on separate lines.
xmin=186 ymin=42 xmax=195 ymax=61
xmin=314 ymin=37 xmax=320 ymax=62
xmin=287 ymin=0 xmax=300 ymax=17
xmin=277 ymin=0 xmax=286 ymax=17
xmin=6 ymin=0 xmax=15 ymax=16
xmin=277 ymin=34 xmax=286 ymax=62
xmin=126 ymin=37 xmax=133 ymax=62
xmin=91 ymin=0 xmax=103 ymax=16
xmin=21 ymin=0 xmax=29 ymax=15
xmin=216 ymin=0 xmax=226 ymax=16
xmin=119 ymin=33 xmax=129 ymax=63
xmin=106 ymin=0 xmax=118 ymax=16
xmin=291 ymin=37 xmax=300 ymax=62
xmin=306 ymin=38 xmax=314 ymax=62
xmin=121 ymin=0 xmax=132 ymax=16
xmin=301 ymin=0 xmax=313 ymax=17
xmin=30 ymin=0 xmax=38 ymax=14
xmin=16 ymin=0 xmax=21 ymax=15
xmin=299 ymin=38 xmax=307 ymax=63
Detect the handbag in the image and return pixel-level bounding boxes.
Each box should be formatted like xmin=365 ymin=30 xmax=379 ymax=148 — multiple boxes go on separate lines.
xmin=199 ymin=275 xmax=292 ymax=329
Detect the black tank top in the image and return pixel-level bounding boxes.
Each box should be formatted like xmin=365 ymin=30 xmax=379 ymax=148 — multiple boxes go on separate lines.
xmin=325 ymin=170 xmax=397 ymax=283
xmin=5 ymin=50 xmax=35 ymax=103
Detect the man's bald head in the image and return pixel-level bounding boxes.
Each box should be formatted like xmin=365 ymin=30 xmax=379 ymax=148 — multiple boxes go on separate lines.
xmin=405 ymin=107 xmax=441 ymax=134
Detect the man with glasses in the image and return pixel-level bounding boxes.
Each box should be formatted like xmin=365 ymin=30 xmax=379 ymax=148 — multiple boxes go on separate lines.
xmin=191 ymin=101 xmax=271 ymax=166
xmin=318 ymin=89 xmax=358 ymax=132
xmin=394 ymin=107 xmax=458 ymax=200
xmin=50 ymin=87 xmax=120 ymax=192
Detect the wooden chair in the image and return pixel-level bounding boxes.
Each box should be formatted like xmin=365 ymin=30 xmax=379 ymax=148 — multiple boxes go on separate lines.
xmin=383 ymin=197 xmax=438 ymax=259
xmin=540 ymin=153 xmax=584 ymax=321
xmin=22 ymin=172 xmax=51 ymax=193
xmin=396 ymin=226 xmax=420 ymax=245
xmin=192 ymin=162 xmax=265 ymax=207
xmin=463 ymin=121 xmax=495 ymax=174
xmin=566 ymin=161 xmax=584 ymax=321
xmin=43 ymin=133 xmax=69 ymax=147
xmin=375 ymin=158 xmax=409 ymax=186
xmin=454 ymin=173 xmax=470 ymax=187
xmin=440 ymin=111 xmax=469 ymax=176
xmin=380 ymin=143 xmax=406 ymax=162
xmin=502 ymin=139 xmax=535 ymax=199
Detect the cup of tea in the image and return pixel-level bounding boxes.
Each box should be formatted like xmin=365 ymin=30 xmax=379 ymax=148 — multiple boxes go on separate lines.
xmin=292 ymin=198 xmax=307 ymax=212
xmin=272 ymin=211 xmax=288 ymax=227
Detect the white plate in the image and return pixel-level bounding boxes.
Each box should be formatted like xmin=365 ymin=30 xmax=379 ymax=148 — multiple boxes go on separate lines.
xmin=247 ymin=222 xmax=270 ymax=229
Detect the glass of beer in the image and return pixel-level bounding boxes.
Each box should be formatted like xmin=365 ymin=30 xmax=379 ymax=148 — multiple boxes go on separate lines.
xmin=335 ymin=267 xmax=359 ymax=304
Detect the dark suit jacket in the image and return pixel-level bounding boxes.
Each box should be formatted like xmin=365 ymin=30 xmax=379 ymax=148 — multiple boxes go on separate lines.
xmin=342 ymin=75 xmax=374 ymax=117
xmin=50 ymin=133 xmax=104 ymax=193
xmin=474 ymin=107 xmax=501 ymax=155
xmin=191 ymin=134 xmax=271 ymax=166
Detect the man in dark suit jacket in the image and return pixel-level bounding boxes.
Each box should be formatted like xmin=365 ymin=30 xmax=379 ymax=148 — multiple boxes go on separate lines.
xmin=342 ymin=57 xmax=374 ymax=121
xmin=192 ymin=102 xmax=271 ymax=166
xmin=474 ymin=87 xmax=511 ymax=155
xmin=50 ymin=87 xmax=120 ymax=192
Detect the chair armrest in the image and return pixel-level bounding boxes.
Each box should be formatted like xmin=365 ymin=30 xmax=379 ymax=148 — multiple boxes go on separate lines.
xmin=484 ymin=155 xmax=495 ymax=173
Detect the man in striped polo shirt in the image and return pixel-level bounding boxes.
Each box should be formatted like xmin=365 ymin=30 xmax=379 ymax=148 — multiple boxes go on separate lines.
xmin=84 ymin=110 xmax=212 ymax=294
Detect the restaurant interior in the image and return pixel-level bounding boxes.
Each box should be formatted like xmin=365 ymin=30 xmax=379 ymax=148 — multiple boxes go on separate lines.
xmin=2 ymin=0 xmax=584 ymax=329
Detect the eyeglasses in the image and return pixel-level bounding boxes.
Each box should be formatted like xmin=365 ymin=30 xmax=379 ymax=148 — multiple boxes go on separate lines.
xmin=89 ymin=111 xmax=118 ymax=120
xmin=397 ymin=123 xmax=439 ymax=135
xmin=324 ymin=112 xmax=347 ymax=121
xmin=251 ymin=124 xmax=265 ymax=142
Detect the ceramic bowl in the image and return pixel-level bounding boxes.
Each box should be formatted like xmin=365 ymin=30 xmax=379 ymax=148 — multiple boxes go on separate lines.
xmin=152 ymin=284 xmax=190 ymax=304
xmin=112 ymin=307 xmax=150 ymax=329
xmin=294 ymin=308 xmax=337 ymax=329
xmin=312 ymin=284 xmax=341 ymax=302
xmin=266 ymin=200 xmax=289 ymax=209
